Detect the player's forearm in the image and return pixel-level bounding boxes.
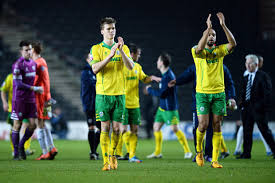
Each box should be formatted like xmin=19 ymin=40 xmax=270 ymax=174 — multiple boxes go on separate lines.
xmin=1 ymin=91 xmax=8 ymax=106
xmin=14 ymin=79 xmax=32 ymax=90
xmin=221 ymin=24 xmax=237 ymax=51
xmin=120 ymin=50 xmax=134 ymax=70
xmin=91 ymin=57 xmax=111 ymax=74
xmin=196 ymin=28 xmax=211 ymax=54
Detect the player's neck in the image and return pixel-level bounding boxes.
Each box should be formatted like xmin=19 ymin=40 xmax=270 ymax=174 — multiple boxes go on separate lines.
xmin=32 ymin=54 xmax=41 ymax=61
xmin=160 ymin=67 xmax=169 ymax=74
xmin=103 ymin=39 xmax=114 ymax=46
xmin=205 ymin=45 xmax=214 ymax=50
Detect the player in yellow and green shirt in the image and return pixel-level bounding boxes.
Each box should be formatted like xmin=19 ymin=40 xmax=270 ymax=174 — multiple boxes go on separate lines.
xmin=0 ymin=73 xmax=34 ymax=156
xmin=192 ymin=12 xmax=236 ymax=168
xmin=115 ymin=43 xmax=161 ymax=163
xmin=89 ymin=17 xmax=134 ymax=171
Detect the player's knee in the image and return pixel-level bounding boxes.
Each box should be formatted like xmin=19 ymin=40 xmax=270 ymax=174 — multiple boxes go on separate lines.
xmin=198 ymin=123 xmax=208 ymax=132
xmin=121 ymin=128 xmax=127 ymax=134
xmin=171 ymin=125 xmax=178 ymax=133
xmin=113 ymin=127 xmax=120 ymax=135
xmin=131 ymin=128 xmax=138 ymax=135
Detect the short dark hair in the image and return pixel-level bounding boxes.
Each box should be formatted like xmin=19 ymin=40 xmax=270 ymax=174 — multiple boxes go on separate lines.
xmin=129 ymin=43 xmax=141 ymax=54
xmin=32 ymin=41 xmax=43 ymax=54
xmin=19 ymin=40 xmax=31 ymax=48
xmin=159 ymin=52 xmax=171 ymax=67
xmin=100 ymin=17 xmax=116 ymax=30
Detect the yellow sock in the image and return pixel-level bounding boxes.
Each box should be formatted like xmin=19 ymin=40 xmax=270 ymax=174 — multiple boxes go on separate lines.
xmin=10 ymin=130 xmax=14 ymax=152
xmin=175 ymin=130 xmax=191 ymax=153
xmin=154 ymin=131 xmax=162 ymax=155
xmin=196 ymin=129 xmax=206 ymax=153
xmin=123 ymin=131 xmax=130 ymax=153
xmin=110 ymin=132 xmax=119 ymax=156
xmin=100 ymin=131 xmax=110 ymax=165
xmin=129 ymin=133 xmax=138 ymax=159
xmin=116 ymin=133 xmax=123 ymax=156
xmin=220 ymin=135 xmax=227 ymax=153
xmin=212 ymin=132 xmax=222 ymax=162
xmin=24 ymin=137 xmax=32 ymax=151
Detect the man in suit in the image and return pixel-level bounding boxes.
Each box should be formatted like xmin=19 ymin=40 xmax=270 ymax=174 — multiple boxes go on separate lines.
xmin=238 ymin=54 xmax=275 ymax=159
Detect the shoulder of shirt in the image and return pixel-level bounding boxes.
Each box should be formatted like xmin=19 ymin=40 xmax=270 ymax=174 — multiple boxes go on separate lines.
xmin=91 ymin=42 xmax=103 ymax=49
xmin=134 ymin=62 xmax=141 ymax=68
xmin=122 ymin=44 xmax=129 ymax=50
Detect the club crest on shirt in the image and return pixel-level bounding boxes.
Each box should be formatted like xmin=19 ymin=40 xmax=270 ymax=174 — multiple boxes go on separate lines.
xmin=18 ymin=112 xmax=22 ymax=117
xmin=116 ymin=50 xmax=120 ymax=55
xmin=135 ymin=70 xmax=138 ymax=74
xmin=99 ymin=111 xmax=104 ymax=117
xmin=200 ymin=107 xmax=205 ymax=112
xmin=41 ymin=66 xmax=45 ymax=71
xmin=26 ymin=68 xmax=29 ymax=72
xmin=32 ymin=66 xmax=36 ymax=71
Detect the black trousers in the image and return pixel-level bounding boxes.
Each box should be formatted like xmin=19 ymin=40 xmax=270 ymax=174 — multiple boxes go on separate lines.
xmin=241 ymin=104 xmax=275 ymax=157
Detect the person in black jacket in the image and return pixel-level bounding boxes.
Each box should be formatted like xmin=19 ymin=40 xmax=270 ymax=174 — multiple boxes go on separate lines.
xmin=237 ymin=54 xmax=275 ymax=159
xmin=81 ymin=54 xmax=101 ymax=160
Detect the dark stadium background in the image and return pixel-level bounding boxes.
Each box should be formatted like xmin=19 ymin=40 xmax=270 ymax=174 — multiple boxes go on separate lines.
xmin=0 ymin=0 xmax=274 ymax=121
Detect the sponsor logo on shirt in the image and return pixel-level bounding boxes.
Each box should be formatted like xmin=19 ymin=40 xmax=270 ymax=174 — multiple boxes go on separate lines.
xmin=126 ymin=76 xmax=137 ymax=80
xmin=206 ymin=59 xmax=218 ymax=64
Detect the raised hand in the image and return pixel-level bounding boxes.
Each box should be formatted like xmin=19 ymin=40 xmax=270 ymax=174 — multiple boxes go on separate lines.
xmin=206 ymin=14 xmax=212 ymax=29
xmin=168 ymin=80 xmax=176 ymax=88
xmin=216 ymin=12 xmax=225 ymax=26
xmin=117 ymin=36 xmax=124 ymax=50
xmin=110 ymin=43 xmax=119 ymax=58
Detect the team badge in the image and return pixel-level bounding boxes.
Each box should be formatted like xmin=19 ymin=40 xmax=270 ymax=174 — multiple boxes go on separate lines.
xmin=26 ymin=68 xmax=29 ymax=72
xmin=116 ymin=50 xmax=120 ymax=55
xmin=200 ymin=107 xmax=205 ymax=112
xmin=19 ymin=112 xmax=22 ymax=117
xmin=135 ymin=70 xmax=137 ymax=74
xmin=99 ymin=111 xmax=104 ymax=117
xmin=32 ymin=65 xmax=36 ymax=71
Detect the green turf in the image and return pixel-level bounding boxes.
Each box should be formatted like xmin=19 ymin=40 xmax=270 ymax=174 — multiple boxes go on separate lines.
xmin=0 ymin=139 xmax=274 ymax=183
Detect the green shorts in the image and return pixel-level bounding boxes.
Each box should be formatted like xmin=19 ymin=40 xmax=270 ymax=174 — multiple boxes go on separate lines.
xmin=7 ymin=112 xmax=29 ymax=125
xmin=122 ymin=108 xmax=141 ymax=125
xmin=96 ymin=94 xmax=125 ymax=122
xmin=155 ymin=107 xmax=180 ymax=125
xmin=196 ymin=92 xmax=226 ymax=116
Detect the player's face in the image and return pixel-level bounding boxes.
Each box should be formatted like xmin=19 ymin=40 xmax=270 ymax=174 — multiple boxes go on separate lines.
xmin=101 ymin=23 xmax=116 ymax=40
xmin=131 ymin=49 xmax=141 ymax=62
xmin=245 ymin=58 xmax=258 ymax=72
xmin=157 ymin=56 xmax=162 ymax=70
xmin=20 ymin=45 xmax=32 ymax=60
xmin=207 ymin=29 xmax=216 ymax=47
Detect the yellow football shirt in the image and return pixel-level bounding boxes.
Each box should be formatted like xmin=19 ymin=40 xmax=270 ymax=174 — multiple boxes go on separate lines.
xmin=0 ymin=73 xmax=13 ymax=112
xmin=191 ymin=44 xmax=231 ymax=94
xmin=124 ymin=62 xmax=148 ymax=108
xmin=90 ymin=42 xmax=132 ymax=95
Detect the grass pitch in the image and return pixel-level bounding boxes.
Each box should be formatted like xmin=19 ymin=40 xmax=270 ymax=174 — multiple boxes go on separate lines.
xmin=0 ymin=139 xmax=274 ymax=183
